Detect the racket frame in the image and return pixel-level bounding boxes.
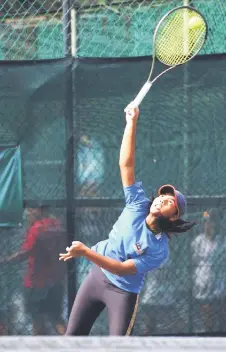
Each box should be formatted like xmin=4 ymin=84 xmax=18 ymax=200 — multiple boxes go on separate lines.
xmin=132 ymin=5 xmax=208 ymax=107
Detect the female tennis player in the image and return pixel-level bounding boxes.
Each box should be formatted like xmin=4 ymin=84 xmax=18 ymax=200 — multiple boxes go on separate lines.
xmin=59 ymin=104 xmax=195 ymax=336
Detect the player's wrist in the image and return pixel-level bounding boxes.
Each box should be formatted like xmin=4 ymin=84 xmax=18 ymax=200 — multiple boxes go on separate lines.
xmin=126 ymin=119 xmax=137 ymax=128
xmin=83 ymin=246 xmax=91 ymax=257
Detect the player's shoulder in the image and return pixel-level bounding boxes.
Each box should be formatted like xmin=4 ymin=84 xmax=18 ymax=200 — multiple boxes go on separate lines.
xmin=123 ymin=181 xmax=150 ymax=203
xmin=144 ymin=239 xmax=169 ymax=264
xmin=145 ymin=231 xmax=169 ymax=252
xmin=123 ymin=181 xmax=144 ymax=192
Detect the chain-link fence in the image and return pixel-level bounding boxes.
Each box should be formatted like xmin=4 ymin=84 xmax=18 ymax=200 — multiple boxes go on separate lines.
xmin=0 ymin=0 xmax=226 ymax=338
xmin=0 ymin=59 xmax=72 ymax=335
xmin=0 ymin=0 xmax=225 ymax=59
xmin=73 ymin=55 xmax=226 ymax=335
xmin=1 ymin=54 xmax=226 ymax=336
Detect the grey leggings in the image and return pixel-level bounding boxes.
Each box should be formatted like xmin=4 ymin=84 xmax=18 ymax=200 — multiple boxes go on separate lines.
xmin=66 ymin=265 xmax=139 ymax=336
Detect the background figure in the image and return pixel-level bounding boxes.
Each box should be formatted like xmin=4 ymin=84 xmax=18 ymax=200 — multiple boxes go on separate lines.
xmin=1 ymin=206 xmax=67 ymax=335
xmin=191 ymin=210 xmax=226 ymax=333
xmin=77 ymin=134 xmax=105 ymax=197
xmin=138 ymin=256 xmax=188 ymax=336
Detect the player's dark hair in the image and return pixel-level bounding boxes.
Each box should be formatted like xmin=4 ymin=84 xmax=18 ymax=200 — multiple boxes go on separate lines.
xmin=149 ymin=195 xmax=196 ymax=237
xmin=156 ymin=216 xmax=196 ymax=236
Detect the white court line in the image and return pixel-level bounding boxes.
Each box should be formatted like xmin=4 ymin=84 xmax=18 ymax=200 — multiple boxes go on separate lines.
xmin=0 ymin=336 xmax=226 ymax=351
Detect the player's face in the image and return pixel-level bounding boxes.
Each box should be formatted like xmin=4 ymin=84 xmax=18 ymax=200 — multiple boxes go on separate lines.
xmin=150 ymin=194 xmax=178 ymax=219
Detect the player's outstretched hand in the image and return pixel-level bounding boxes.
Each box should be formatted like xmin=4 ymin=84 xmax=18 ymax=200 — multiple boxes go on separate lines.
xmin=124 ymin=103 xmax=139 ymax=124
xmin=59 ymin=241 xmax=88 ymax=262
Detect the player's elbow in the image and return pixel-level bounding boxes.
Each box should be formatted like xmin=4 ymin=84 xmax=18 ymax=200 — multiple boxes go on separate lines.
xmin=117 ymin=261 xmax=137 ymax=276
xmin=113 ymin=270 xmax=123 ymax=276
xmin=109 ymin=263 xmax=124 ymax=276
xmin=108 ymin=266 xmax=124 ymax=276
xmin=119 ymin=161 xmax=133 ymax=168
xmin=114 ymin=269 xmax=127 ymax=276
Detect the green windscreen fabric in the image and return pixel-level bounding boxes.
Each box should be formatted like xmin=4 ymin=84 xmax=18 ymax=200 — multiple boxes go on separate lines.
xmin=0 ymin=146 xmax=23 ymax=226
xmin=0 ymin=56 xmax=226 ymax=334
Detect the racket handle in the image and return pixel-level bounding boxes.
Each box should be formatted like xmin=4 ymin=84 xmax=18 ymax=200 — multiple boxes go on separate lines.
xmin=133 ymin=81 xmax=152 ymax=107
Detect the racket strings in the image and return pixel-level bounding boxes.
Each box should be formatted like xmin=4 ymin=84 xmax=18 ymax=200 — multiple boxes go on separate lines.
xmin=158 ymin=14 xmax=203 ymax=63
xmin=155 ymin=8 xmax=207 ymax=66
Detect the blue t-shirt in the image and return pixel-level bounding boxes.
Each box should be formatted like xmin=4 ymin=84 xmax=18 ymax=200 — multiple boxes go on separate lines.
xmin=92 ymin=182 xmax=169 ymax=293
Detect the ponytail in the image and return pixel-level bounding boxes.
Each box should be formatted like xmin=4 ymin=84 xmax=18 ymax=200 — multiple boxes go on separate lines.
xmin=156 ymin=216 xmax=196 ymax=235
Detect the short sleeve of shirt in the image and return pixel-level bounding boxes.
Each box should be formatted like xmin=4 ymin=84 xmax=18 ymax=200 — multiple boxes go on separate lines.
xmin=132 ymin=251 xmax=168 ymax=275
xmin=123 ymin=181 xmax=150 ymax=210
xmin=91 ymin=239 xmax=108 ymax=254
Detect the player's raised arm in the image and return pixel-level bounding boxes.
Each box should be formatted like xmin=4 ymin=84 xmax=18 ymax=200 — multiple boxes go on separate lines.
xmin=119 ymin=104 xmax=139 ymax=187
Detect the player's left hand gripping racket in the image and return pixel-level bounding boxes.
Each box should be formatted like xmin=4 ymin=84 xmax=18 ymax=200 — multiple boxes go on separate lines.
xmin=131 ymin=5 xmax=208 ymax=107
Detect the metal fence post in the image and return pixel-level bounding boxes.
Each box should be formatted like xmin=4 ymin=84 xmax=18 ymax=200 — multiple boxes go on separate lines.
xmin=63 ymin=0 xmax=76 ymax=317
xmin=63 ymin=0 xmax=72 ymax=57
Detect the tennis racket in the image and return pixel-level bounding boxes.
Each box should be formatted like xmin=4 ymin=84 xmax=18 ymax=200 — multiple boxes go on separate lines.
xmin=132 ymin=5 xmax=208 ymax=107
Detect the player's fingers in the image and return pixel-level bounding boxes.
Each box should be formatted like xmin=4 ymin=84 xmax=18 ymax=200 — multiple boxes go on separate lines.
xmin=124 ymin=105 xmax=133 ymax=113
xmin=59 ymin=253 xmax=70 ymax=261
xmin=127 ymin=101 xmax=139 ymax=109
xmin=64 ymin=256 xmax=73 ymax=262
xmin=124 ymin=105 xmax=139 ymax=119
xmin=59 ymin=253 xmax=68 ymax=258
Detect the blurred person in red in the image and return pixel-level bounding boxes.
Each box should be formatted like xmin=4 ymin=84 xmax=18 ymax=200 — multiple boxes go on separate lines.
xmin=1 ymin=205 xmax=67 ymax=335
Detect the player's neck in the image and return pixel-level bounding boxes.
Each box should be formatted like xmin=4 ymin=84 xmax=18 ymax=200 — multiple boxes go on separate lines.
xmin=145 ymin=214 xmax=161 ymax=234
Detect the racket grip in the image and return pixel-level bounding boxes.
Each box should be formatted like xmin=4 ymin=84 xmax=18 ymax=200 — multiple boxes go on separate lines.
xmin=133 ymin=81 xmax=152 ymax=107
